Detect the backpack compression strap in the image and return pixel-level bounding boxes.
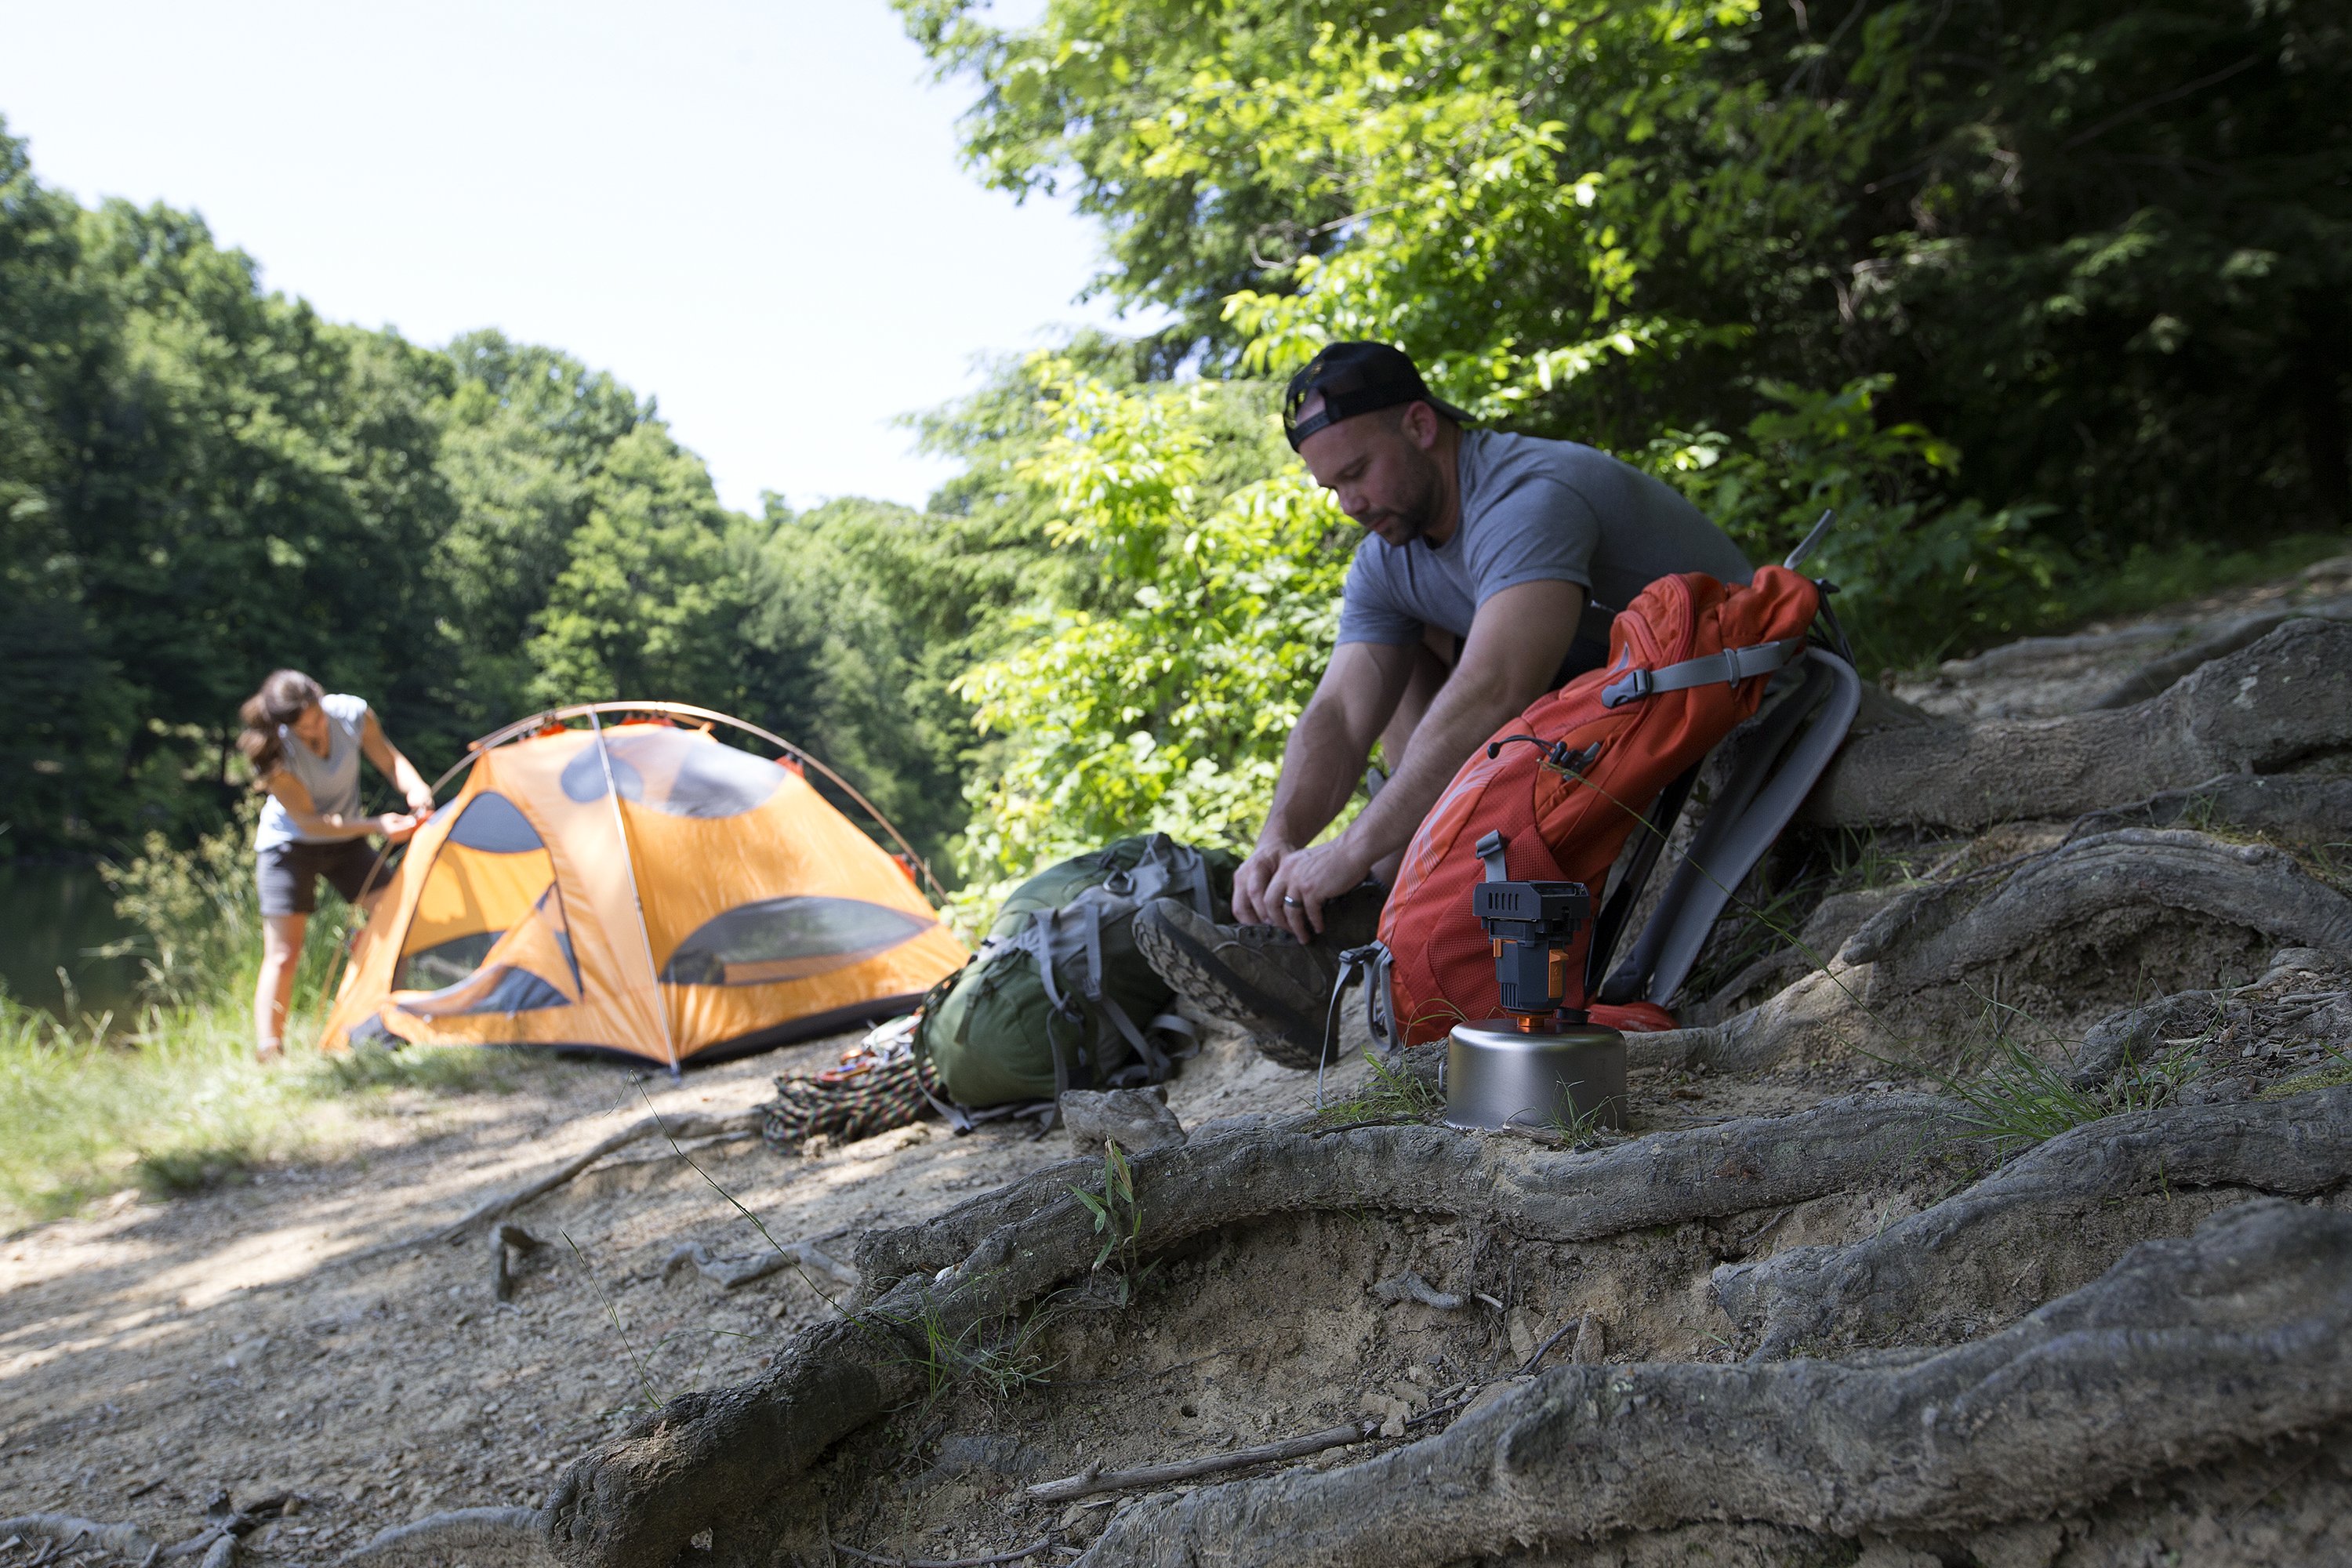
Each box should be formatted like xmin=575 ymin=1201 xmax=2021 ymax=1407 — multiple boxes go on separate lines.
xmin=1599 ymin=636 xmax=1809 ymax=710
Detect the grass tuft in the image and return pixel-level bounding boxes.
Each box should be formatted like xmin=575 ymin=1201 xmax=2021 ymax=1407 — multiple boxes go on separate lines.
xmin=134 ymin=1140 xmax=263 ymax=1198
xmin=874 ymin=1287 xmax=1059 ymax=1412
xmin=318 ymin=1043 xmax=526 ymax=1095
xmin=1937 ymin=1033 xmax=2205 ymax=1162
xmin=1317 ymin=1054 xmax=1443 ymax=1125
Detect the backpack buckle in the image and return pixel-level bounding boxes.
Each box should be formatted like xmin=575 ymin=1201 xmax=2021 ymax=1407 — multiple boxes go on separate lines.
xmin=1601 ymin=667 xmax=1653 ymax=708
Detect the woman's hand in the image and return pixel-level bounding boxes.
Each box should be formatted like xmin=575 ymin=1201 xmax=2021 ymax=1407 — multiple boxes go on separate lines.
xmin=375 ymin=811 xmax=420 ymax=844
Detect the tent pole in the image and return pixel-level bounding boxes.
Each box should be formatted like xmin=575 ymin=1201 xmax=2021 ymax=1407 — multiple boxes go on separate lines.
xmin=451 ymin=700 xmax=951 ymax=908
xmin=587 ymin=709 xmax=683 ymax=1080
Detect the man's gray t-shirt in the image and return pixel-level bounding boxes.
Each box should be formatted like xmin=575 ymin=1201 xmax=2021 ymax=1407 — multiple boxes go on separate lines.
xmin=1335 ymin=430 xmax=1751 ymax=649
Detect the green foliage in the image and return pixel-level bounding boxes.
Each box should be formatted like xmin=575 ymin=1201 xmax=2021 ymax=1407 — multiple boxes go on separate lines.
xmin=873 ymin=1285 xmax=1059 ymax=1409
xmin=526 ymin=423 xmax=746 ymax=706
xmin=904 ymin=0 xmax=2352 ymax=635
xmin=1638 ymin=379 xmax=2061 ymax=666
xmin=954 ymin=359 xmax=1351 ymax=877
xmin=2263 ymin=1047 xmax=2352 ymax=1102
xmin=0 ymin=984 xmax=464 ymax=1224
xmin=1069 ymin=1138 xmax=1145 ymax=1277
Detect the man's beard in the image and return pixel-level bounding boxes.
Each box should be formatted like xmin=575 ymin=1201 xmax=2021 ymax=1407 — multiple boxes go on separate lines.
xmin=1367 ymin=449 xmax=1446 ymax=545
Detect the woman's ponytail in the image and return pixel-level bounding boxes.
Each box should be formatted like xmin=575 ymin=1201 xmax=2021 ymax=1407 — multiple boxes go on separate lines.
xmin=237 ymin=670 xmax=325 ymax=782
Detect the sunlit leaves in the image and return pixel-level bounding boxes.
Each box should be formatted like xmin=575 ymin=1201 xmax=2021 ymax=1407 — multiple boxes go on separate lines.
xmin=953 ymin=362 xmax=1348 ymax=877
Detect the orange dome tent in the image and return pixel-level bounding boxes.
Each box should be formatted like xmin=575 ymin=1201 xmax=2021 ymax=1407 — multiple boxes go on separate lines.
xmin=321 ymin=703 xmax=969 ymax=1072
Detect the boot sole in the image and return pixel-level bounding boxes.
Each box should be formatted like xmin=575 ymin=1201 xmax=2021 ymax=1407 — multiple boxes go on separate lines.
xmin=1134 ymin=916 xmax=1330 ymax=1072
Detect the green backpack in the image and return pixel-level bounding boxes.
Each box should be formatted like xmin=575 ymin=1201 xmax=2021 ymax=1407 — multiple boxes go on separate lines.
xmin=916 ymin=834 xmax=1236 ymax=1109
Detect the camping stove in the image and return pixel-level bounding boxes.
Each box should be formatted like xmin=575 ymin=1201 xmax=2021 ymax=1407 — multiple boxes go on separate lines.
xmin=1443 ymin=831 xmax=1628 ymax=1133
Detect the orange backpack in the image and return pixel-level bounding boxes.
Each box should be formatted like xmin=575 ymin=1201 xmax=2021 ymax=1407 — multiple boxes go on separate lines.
xmin=1377 ymin=565 xmax=1823 ymax=1046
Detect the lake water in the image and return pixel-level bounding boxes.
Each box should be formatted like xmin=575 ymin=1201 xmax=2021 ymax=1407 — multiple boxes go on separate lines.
xmin=0 ymin=862 xmax=147 ymax=1022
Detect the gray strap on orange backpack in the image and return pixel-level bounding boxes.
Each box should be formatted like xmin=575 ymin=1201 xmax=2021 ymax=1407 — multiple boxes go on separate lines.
xmin=1600 ymin=636 xmax=1809 ymax=709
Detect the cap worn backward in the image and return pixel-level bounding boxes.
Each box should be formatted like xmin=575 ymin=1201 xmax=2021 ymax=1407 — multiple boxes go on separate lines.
xmin=1283 ymin=341 xmax=1477 ymax=450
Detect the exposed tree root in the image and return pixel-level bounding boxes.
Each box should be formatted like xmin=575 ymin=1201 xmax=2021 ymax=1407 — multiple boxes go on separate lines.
xmin=1842 ymin=828 xmax=2352 ymax=988
xmin=2068 ymin=986 xmax=2241 ymax=1088
xmin=1810 ymin=619 xmax=2352 ymax=830
xmin=1712 ymin=1088 xmax=2352 ymax=1359
xmin=1368 ymin=1271 xmax=1463 ymax=1310
xmin=2089 ymin=599 xmax=2352 ymax=710
xmin=0 ymin=1518 xmax=158 ymax=1563
xmin=2068 ymin=771 xmax=2352 ymax=846
xmin=338 ymin=1507 xmax=552 ymax=1568
xmin=1636 ymin=829 xmax=2352 ymax=1075
xmin=1076 ymin=1199 xmax=2352 ymax=1566
xmin=541 ymin=1098 xmax=1966 ymax=1568
xmin=853 ymin=1095 xmax=1963 ymax=1297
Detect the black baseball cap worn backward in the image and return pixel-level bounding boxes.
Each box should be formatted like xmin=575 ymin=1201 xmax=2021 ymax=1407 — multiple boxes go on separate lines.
xmin=1282 ymin=341 xmax=1477 ymax=452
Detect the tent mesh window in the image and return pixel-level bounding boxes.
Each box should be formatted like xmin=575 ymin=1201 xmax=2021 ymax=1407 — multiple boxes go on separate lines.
xmin=662 ymin=897 xmax=934 ymax=987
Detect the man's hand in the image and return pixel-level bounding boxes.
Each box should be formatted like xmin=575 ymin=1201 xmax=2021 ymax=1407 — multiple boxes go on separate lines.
xmin=1261 ymin=837 xmax=1374 ymax=945
xmin=1236 ymin=642 xmax=1418 ymax=927
xmin=1231 ymin=840 xmax=1294 ymax=927
xmin=405 ymin=785 xmax=435 ymax=821
xmin=376 ymin=811 xmax=420 ymax=844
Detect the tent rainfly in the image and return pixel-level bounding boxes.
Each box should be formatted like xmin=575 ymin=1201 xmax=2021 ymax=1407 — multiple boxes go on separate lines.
xmin=321 ymin=704 xmax=969 ymax=1071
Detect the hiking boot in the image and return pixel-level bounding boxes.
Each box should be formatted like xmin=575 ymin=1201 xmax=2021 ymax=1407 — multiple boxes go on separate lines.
xmin=1134 ymin=884 xmax=1385 ymax=1070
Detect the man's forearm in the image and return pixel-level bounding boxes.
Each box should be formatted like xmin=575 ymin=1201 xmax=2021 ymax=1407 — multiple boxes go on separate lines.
xmin=1337 ymin=675 xmax=1522 ymax=867
xmin=1260 ymin=701 xmax=1370 ymax=851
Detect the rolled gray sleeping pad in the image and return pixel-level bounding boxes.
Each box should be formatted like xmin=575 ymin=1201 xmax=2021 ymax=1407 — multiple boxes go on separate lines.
xmin=1599 ymin=647 xmax=1861 ymax=1007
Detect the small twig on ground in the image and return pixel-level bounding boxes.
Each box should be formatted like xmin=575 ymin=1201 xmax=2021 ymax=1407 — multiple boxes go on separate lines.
xmin=826 ymin=1536 xmax=1058 ymax=1567
xmin=0 ymin=1518 xmax=160 ymax=1563
xmin=1368 ymin=1271 xmax=1465 ymax=1310
xmin=1519 ymin=1314 xmax=1585 ymax=1376
xmin=162 ymin=1494 xmax=289 ymax=1563
xmin=413 ymin=1110 xmax=761 ymax=1250
xmin=1026 ymin=1421 xmax=1381 ymax=1503
xmin=661 ymin=1239 xmax=859 ymax=1290
xmin=491 ymin=1224 xmax=550 ymax=1302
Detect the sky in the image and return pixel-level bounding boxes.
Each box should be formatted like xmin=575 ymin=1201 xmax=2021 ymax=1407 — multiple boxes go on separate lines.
xmin=0 ymin=0 xmax=1139 ymax=513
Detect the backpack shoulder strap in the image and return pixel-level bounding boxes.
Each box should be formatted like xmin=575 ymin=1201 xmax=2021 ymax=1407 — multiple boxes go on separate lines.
xmin=1600 ymin=636 xmax=1809 ymax=709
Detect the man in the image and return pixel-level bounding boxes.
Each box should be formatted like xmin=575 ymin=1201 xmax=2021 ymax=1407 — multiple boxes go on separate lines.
xmin=1134 ymin=341 xmax=1752 ymax=1065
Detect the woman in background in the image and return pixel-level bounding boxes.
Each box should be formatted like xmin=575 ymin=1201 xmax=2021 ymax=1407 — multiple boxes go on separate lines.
xmin=236 ymin=670 xmax=436 ymax=1060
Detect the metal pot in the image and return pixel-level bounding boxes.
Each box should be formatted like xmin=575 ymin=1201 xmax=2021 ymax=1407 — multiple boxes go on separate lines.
xmin=1443 ymin=1018 xmax=1627 ymax=1133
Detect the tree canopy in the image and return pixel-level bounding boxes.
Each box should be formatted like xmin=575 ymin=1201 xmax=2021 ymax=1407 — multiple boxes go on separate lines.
xmin=0 ymin=124 xmax=980 ymax=865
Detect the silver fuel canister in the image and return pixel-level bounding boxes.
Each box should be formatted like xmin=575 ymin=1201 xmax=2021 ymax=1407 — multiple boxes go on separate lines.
xmin=1443 ymin=1018 xmax=1628 ymax=1132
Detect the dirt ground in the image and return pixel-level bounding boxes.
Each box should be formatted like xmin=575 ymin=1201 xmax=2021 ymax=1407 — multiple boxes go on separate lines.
xmin=7 ymin=553 xmax=2351 ymax=1566
xmin=0 ymin=1006 xmax=1817 ymax=1565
